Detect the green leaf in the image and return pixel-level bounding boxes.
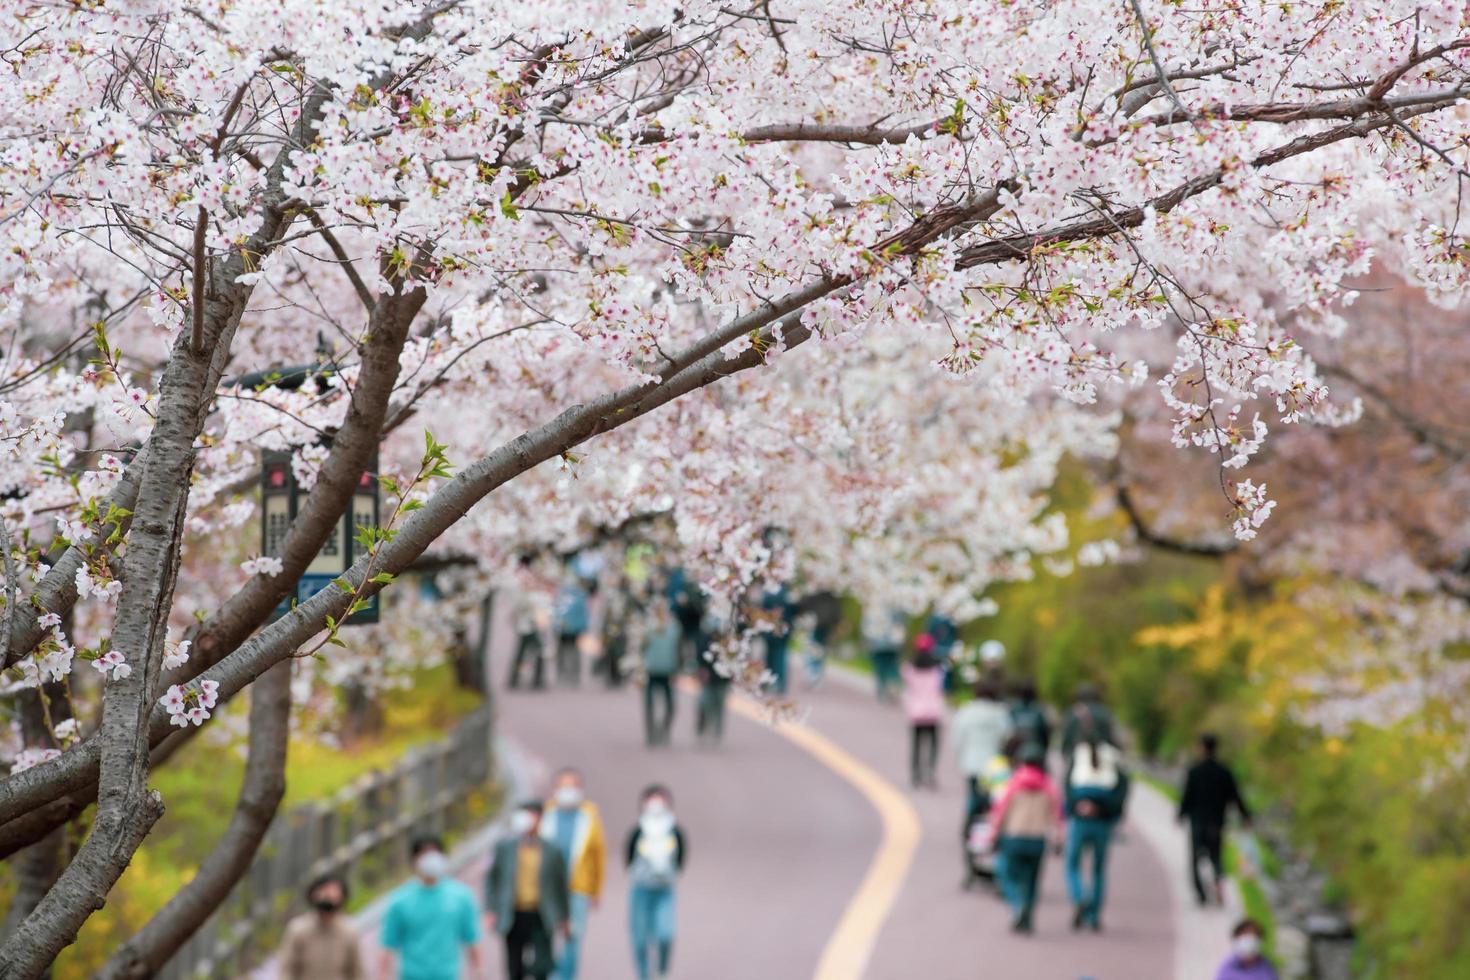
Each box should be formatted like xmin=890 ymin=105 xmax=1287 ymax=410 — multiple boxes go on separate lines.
xmin=370 ymin=572 xmax=395 ymax=585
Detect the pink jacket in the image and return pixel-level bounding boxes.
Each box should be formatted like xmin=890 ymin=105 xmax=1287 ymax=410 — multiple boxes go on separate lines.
xmin=989 ymin=764 xmax=1063 ymax=838
xmin=901 ymin=664 xmax=946 ymax=723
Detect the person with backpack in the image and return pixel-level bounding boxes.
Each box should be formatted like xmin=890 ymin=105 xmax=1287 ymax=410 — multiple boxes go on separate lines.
xmin=989 ymin=743 xmax=1063 ymax=933
xmin=1064 ymin=735 xmax=1130 ymax=931
xmin=952 ymin=678 xmax=1011 ymax=820
xmin=625 ymin=785 xmax=687 ymax=980
xmin=901 ymin=635 xmax=946 ymax=789
xmin=1179 ymin=733 xmax=1253 ymax=905
xmin=1008 ymin=681 xmax=1052 ymax=759
xmin=641 ymin=602 xmax=681 ymax=747
xmin=1060 ymin=681 xmax=1118 ymax=758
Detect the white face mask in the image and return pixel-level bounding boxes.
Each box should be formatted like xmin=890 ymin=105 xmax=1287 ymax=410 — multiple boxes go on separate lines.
xmin=1233 ymin=934 xmax=1262 ymax=960
xmin=415 ymin=850 xmax=448 ymax=881
xmin=554 ymin=786 xmax=583 ymax=809
xmin=641 ymin=799 xmax=671 ymax=822
xmin=510 ymin=809 xmax=538 ymax=836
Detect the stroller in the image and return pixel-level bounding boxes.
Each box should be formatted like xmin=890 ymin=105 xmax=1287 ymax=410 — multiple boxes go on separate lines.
xmin=962 ymin=790 xmax=997 ymax=889
xmin=962 ymin=754 xmax=1013 ymax=890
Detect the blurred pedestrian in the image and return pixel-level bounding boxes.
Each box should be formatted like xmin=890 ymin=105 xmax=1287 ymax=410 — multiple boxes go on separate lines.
xmin=665 ymin=566 xmax=706 ymax=673
xmin=625 ymin=785 xmax=687 ymax=980
xmin=925 ymin=612 xmax=959 ymax=691
xmin=380 ymin=836 xmax=482 ymax=980
xmin=278 ymin=874 xmax=361 ymax=980
xmin=758 ymin=585 xmax=796 ymax=694
xmin=694 ymin=612 xmax=729 ymax=745
xmin=863 ymin=607 xmax=905 ymax=703
xmin=642 ymin=602 xmax=681 ymax=747
xmin=1179 ymin=733 xmax=1252 ymax=906
xmin=1214 ymin=919 xmax=1278 ymax=980
xmin=543 ymin=770 xmax=606 ymax=980
xmin=598 ymin=576 xmax=635 ymax=688
xmin=990 ymin=744 xmax=1062 ymax=934
xmin=487 ymin=802 xmax=571 ymax=980
xmin=1060 ymin=681 xmax=1118 ymax=758
xmin=1008 ymin=681 xmax=1051 ymax=758
xmin=902 ymin=635 xmax=946 ymax=789
xmin=509 ymin=559 xmax=550 ymax=691
xmin=553 ymin=568 xmax=591 ymax=687
xmin=1063 ymin=736 xmax=1130 ymax=931
xmin=952 ymin=678 xmax=1011 ymax=819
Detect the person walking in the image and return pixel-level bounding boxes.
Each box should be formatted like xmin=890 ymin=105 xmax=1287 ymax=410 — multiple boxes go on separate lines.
xmin=509 ymin=562 xmax=551 ymax=691
xmin=1063 ymin=735 xmax=1130 ymax=931
xmin=625 ymin=785 xmax=687 ymax=980
xmin=542 ymin=770 xmax=606 ymax=980
xmin=486 ymin=802 xmax=571 ymax=980
xmin=1214 ymin=919 xmax=1279 ymax=979
xmin=278 ymin=874 xmax=362 ymax=980
xmin=1179 ymin=733 xmax=1252 ymax=906
xmin=380 ymin=837 xmax=482 ymax=980
xmin=990 ymin=744 xmax=1063 ymax=934
xmin=553 ymin=571 xmax=591 ymax=687
xmin=641 ymin=602 xmax=681 ymax=746
xmin=1060 ymin=681 xmax=1118 ymax=758
xmin=862 ymin=606 xmax=905 ymax=703
xmin=694 ymin=612 xmax=730 ymax=745
xmin=901 ymin=635 xmax=946 ymax=789
xmin=952 ymin=678 xmax=1012 ymax=820
xmin=1008 ymin=681 xmax=1052 ymax=758
xmin=756 ymin=584 xmax=796 ymax=694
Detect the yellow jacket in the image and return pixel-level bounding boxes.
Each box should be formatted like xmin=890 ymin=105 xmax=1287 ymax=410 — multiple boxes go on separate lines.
xmin=540 ymin=800 xmax=606 ymax=899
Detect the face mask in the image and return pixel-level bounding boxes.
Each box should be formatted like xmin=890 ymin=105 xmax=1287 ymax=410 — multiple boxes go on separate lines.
xmin=414 ymin=851 xmax=448 ymax=881
xmin=642 ymin=799 xmax=670 ymax=820
xmin=510 ymin=809 xmax=538 ymax=836
xmin=312 ymin=898 xmax=342 ymax=913
xmin=1233 ymin=934 xmax=1262 ymax=960
xmin=554 ymin=786 xmax=583 ymax=809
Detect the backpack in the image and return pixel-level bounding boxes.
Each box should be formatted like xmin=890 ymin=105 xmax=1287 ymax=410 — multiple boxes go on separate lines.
xmin=630 ymin=823 xmax=679 ymax=889
xmin=1068 ymin=742 xmax=1128 ymax=819
xmin=1068 ymin=742 xmax=1121 ymax=792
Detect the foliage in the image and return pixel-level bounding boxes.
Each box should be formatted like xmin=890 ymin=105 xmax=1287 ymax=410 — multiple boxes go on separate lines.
xmin=47 ymin=666 xmax=481 ymax=979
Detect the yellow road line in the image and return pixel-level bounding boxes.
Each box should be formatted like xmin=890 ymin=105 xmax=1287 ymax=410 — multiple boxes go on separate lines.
xmin=726 ymin=693 xmax=923 ymax=980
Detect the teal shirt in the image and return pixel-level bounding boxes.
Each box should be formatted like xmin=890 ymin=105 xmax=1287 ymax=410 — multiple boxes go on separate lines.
xmin=381 ymin=878 xmax=481 ymax=980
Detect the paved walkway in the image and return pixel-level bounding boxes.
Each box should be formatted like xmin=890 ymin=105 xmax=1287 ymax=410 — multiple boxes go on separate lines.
xmin=493 ymin=648 xmax=1217 ymax=980
xmin=259 ymin=636 xmax=1236 ymax=979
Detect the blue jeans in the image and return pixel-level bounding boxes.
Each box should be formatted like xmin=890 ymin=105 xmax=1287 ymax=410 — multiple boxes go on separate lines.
xmin=999 ymin=836 xmax=1046 ymax=926
xmin=628 ymin=885 xmax=675 ymax=980
xmin=557 ymin=893 xmax=590 ymax=980
xmin=1066 ymin=818 xmax=1113 ymax=924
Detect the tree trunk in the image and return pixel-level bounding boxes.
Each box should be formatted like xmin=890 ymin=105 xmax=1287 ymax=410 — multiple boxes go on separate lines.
xmin=96 ymin=661 xmax=291 ymax=980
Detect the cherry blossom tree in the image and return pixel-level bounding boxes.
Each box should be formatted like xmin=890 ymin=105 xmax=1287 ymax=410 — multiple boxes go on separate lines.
xmin=1 ymin=0 xmax=1469 ymax=973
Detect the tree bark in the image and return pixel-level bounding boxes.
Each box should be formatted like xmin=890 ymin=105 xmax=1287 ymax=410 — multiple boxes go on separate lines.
xmin=0 ymin=71 xmax=329 ymax=980
xmin=95 ymin=661 xmax=291 ymax=980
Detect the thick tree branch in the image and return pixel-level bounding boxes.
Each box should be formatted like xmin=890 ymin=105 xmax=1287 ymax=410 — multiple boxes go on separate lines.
xmin=96 ymin=661 xmax=290 ymax=980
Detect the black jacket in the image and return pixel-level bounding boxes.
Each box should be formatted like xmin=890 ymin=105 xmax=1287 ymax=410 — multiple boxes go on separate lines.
xmin=1178 ymin=758 xmax=1251 ymax=827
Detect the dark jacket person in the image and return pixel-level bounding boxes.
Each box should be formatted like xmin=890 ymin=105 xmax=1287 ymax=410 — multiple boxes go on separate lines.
xmin=487 ymin=802 xmax=571 ymax=980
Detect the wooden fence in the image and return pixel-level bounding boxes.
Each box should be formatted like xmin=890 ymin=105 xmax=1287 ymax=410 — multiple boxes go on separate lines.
xmin=157 ymin=704 xmax=495 ymax=980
